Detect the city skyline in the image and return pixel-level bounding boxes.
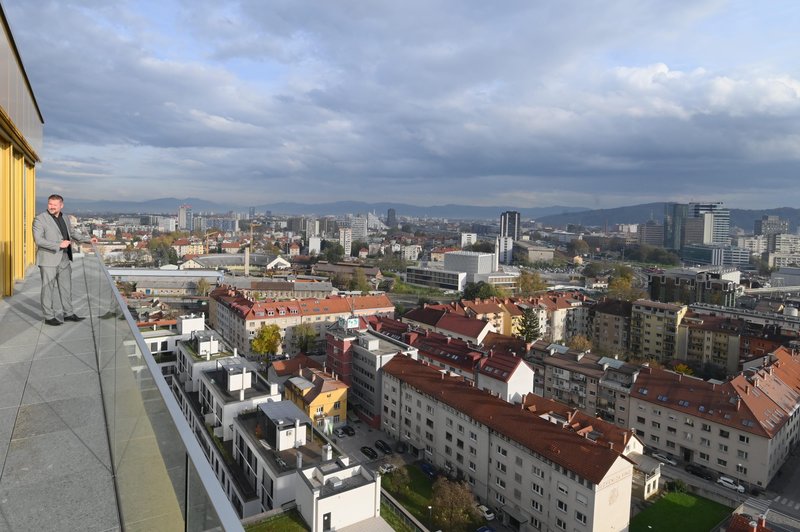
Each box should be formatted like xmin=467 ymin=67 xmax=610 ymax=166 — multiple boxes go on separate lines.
xmin=7 ymin=1 xmax=800 ymax=209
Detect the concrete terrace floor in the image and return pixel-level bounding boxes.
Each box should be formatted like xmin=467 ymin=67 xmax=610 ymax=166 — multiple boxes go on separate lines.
xmin=0 ymin=262 xmax=120 ymax=532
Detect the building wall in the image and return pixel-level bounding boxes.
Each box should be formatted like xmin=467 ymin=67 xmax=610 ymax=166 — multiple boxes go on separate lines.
xmin=0 ymin=8 xmax=43 ymax=298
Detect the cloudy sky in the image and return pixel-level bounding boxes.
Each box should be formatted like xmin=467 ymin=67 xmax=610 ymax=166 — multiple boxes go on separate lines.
xmin=7 ymin=1 xmax=800 ymax=209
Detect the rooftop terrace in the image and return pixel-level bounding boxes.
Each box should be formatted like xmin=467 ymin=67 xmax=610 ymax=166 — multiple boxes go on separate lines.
xmin=0 ymin=251 xmax=242 ymax=531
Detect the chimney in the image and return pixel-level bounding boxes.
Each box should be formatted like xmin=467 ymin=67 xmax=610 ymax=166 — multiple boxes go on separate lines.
xmin=234 ymin=347 xmax=238 ymax=357
xmin=239 ymin=388 xmax=245 ymax=401
xmin=323 ymin=443 xmax=333 ymax=461
xmin=296 ymin=450 xmax=303 ymax=469
xmin=758 ymin=515 xmax=767 ymax=527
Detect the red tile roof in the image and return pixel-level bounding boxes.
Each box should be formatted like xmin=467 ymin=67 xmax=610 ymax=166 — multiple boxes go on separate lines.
xmin=271 ymin=354 xmax=324 ymax=376
xmin=477 ymin=351 xmax=529 ymax=383
xmin=383 ymin=355 xmax=625 ymax=484
xmin=403 ymin=307 xmax=491 ymax=340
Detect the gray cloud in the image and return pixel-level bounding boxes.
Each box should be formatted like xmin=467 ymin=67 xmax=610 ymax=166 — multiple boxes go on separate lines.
xmin=8 ymin=1 xmax=800 ymax=208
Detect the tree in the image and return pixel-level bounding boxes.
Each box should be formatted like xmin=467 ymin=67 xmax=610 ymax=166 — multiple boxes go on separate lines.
xmin=517 ymin=270 xmax=547 ymax=296
xmin=430 ymin=477 xmax=478 ymax=531
xmin=292 ymin=323 xmax=318 ymax=354
xmin=466 ymin=241 xmax=495 ymax=253
xmin=351 ymin=240 xmax=368 ymax=257
xmin=673 ymin=363 xmax=694 ymax=376
xmin=322 ymin=241 xmax=345 ymax=263
xmin=463 ymin=281 xmax=503 ymax=300
xmin=380 ymin=456 xmax=410 ymax=494
xmin=568 ymin=239 xmax=589 ymax=256
xmin=568 ymin=334 xmax=592 ymax=352
xmin=348 ymin=268 xmax=371 ymax=293
xmin=251 ymin=324 xmax=281 ymax=358
xmin=608 ymin=276 xmax=644 ymax=301
xmin=582 ymin=262 xmax=606 ymax=279
xmin=196 ymin=278 xmax=211 ymax=297
xmin=517 ymin=307 xmax=541 ymax=343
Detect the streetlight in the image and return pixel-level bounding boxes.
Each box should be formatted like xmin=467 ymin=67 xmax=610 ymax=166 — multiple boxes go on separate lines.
xmin=427 ymin=505 xmax=432 ymax=528
xmin=736 ymin=463 xmax=742 ymax=491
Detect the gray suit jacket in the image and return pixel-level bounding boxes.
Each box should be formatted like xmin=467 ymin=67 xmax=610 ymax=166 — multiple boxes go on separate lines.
xmin=33 ymin=211 xmax=91 ymax=267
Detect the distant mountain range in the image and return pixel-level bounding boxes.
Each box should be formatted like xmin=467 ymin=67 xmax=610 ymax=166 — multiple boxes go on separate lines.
xmin=536 ymin=202 xmax=800 ymax=232
xmin=38 ymin=196 xmax=800 ymax=232
xmin=38 ymin=197 xmax=590 ymax=220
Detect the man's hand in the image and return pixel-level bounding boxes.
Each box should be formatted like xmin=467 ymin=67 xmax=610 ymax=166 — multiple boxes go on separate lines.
xmin=59 ymin=240 xmax=71 ymax=249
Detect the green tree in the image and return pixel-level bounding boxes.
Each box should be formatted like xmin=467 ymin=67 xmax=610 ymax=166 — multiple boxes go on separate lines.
xmin=322 ymin=241 xmax=345 ymax=263
xmin=380 ymin=457 xmax=411 ymax=494
xmin=292 ymin=323 xmax=318 ymax=354
xmin=251 ymin=324 xmax=281 ymax=358
xmin=673 ymin=363 xmax=694 ymax=376
xmin=608 ymin=276 xmax=644 ymax=301
xmin=466 ymin=241 xmax=495 ymax=253
xmin=351 ymin=240 xmax=368 ymax=257
xmin=568 ymin=239 xmax=589 ymax=256
xmin=517 ymin=270 xmax=547 ymax=296
xmin=349 ymin=268 xmax=371 ymax=293
xmin=582 ymin=262 xmax=606 ymax=279
xmin=517 ymin=307 xmax=541 ymax=343
xmin=431 ymin=478 xmax=478 ymax=531
xmin=463 ymin=281 xmax=504 ymax=300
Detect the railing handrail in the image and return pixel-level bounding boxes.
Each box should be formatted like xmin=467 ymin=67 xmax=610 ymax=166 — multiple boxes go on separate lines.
xmin=92 ymin=246 xmax=244 ymax=531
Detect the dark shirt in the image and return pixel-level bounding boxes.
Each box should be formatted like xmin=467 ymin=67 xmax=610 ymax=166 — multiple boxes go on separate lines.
xmin=49 ymin=211 xmax=73 ymax=261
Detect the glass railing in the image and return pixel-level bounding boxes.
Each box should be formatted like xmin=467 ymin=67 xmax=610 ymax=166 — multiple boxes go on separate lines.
xmin=81 ymin=248 xmax=243 ymax=531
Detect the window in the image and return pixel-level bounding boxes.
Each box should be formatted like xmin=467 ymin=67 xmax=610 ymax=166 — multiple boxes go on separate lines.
xmin=701 ymin=423 xmax=711 ymax=432
xmin=699 ymin=452 xmax=709 ymax=461
xmin=469 ymin=431 xmax=477 ymax=441
xmin=556 ymin=517 xmax=567 ymax=530
xmin=739 ymin=435 xmax=750 ymax=444
xmin=333 ymin=401 xmax=341 ymax=409
xmin=531 ymin=482 xmax=544 ymax=496
xmin=316 ymin=406 xmax=324 ymax=414
xmin=496 ymin=478 xmax=506 ymax=489
xmin=700 ymin=437 xmax=710 ymax=447
xmin=650 ymin=435 xmax=660 ymax=443
xmin=531 ymin=465 xmax=545 ymax=479
xmin=576 ymin=511 xmax=588 ymax=525
xmin=717 ymin=458 xmax=727 ymax=467
xmin=651 ymin=421 xmax=661 ymax=429
xmin=514 ymin=472 xmax=522 ymax=483
xmin=666 ymin=440 xmax=675 ymax=449
xmin=719 ymin=444 xmax=728 ymax=453
xmin=738 ymin=450 xmax=748 ymax=459
xmin=495 ymin=493 xmax=505 ymax=504
xmin=496 ymin=462 xmax=506 ymax=473
xmin=637 ymin=416 xmax=646 ymax=424
xmin=719 ymin=429 xmax=730 ymax=438
xmin=736 ymin=464 xmax=747 ymax=475
xmin=497 ymin=445 xmax=507 ymax=456
xmin=557 ymin=499 xmax=568 ymax=513
xmin=576 ymin=492 xmax=588 ymax=505
xmin=531 ymin=499 xmax=542 ymax=512
xmin=469 ymin=461 xmax=476 ymax=471
xmin=557 ymin=482 xmax=568 ymax=495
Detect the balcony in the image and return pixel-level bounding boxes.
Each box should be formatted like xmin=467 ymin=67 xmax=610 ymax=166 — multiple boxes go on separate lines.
xmin=0 ymin=250 xmax=242 ymax=530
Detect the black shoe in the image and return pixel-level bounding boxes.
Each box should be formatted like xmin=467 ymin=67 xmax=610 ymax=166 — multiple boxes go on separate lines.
xmin=63 ymin=314 xmax=86 ymax=322
xmin=99 ymin=311 xmax=116 ymax=320
xmin=44 ymin=318 xmax=62 ymax=326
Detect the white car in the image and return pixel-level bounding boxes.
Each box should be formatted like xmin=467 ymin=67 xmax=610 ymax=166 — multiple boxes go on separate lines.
xmin=476 ymin=504 xmax=495 ymax=521
xmin=378 ymin=463 xmax=397 ymax=475
xmin=652 ymin=452 xmax=677 ymax=466
xmin=717 ymin=476 xmax=746 ymax=493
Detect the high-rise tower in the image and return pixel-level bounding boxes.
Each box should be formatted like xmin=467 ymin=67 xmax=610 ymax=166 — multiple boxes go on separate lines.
xmin=500 ymin=211 xmax=520 ymax=241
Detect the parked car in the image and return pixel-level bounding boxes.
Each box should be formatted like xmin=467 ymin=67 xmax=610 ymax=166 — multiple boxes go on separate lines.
xmin=342 ymin=425 xmax=355 ymax=436
xmin=334 ymin=428 xmax=346 ymax=438
xmin=717 ymin=476 xmax=745 ymax=493
xmin=420 ymin=461 xmax=437 ymax=479
xmin=375 ymin=439 xmax=393 ymax=454
xmin=652 ymin=452 xmax=678 ymax=466
xmin=378 ymin=463 xmax=397 ymax=475
xmin=685 ymin=464 xmax=714 ymax=481
xmin=476 ymin=527 xmax=496 ymax=532
xmin=361 ymin=446 xmax=378 ymax=460
xmin=476 ymin=504 xmax=495 ymax=521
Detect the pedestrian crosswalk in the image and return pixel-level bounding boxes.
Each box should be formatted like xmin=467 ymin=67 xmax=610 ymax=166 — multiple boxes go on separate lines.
xmin=772 ymin=494 xmax=800 ymax=511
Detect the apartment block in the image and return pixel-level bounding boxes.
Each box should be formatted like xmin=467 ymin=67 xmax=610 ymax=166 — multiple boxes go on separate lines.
xmin=209 ymin=287 xmax=394 ymax=355
xmin=630 ymin=300 xmax=688 ymax=362
xmin=590 ymin=299 xmax=632 ymax=355
xmin=676 ymin=314 xmax=743 ymax=375
xmin=284 ymin=367 xmax=349 ymax=431
xmin=628 ymin=348 xmax=800 ymax=488
xmin=648 ymin=267 xmax=741 ymax=307
xmin=381 ymin=355 xmax=634 ymax=531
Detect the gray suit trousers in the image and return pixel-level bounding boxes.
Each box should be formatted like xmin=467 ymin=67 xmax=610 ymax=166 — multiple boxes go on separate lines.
xmin=39 ymin=254 xmax=74 ymax=319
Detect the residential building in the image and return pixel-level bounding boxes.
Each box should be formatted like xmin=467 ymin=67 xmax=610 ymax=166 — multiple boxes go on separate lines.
xmin=676 ymin=314 xmax=744 ymax=375
xmin=475 ymin=351 xmax=535 ymax=404
xmin=401 ymin=244 xmax=421 ymax=261
xmin=500 ymin=210 xmax=521 ymax=241
xmin=339 ymin=227 xmax=352 ymax=256
xmin=284 ymin=367 xmax=349 ymax=431
xmin=496 ymin=236 xmax=514 ymax=265
xmin=309 ymin=235 xmax=321 ymax=255
xmin=590 ymin=299 xmax=632 ymax=355
xmin=402 ymin=306 xmax=495 ymax=345
xmin=208 ymin=287 xmax=394 ymax=355
xmin=629 ymin=300 xmax=688 ymax=362
xmin=648 ymin=267 xmax=741 ymax=307
xmin=326 ymin=320 xmax=417 ymax=426
xmin=638 ymin=221 xmax=665 ymax=247
xmin=629 ymin=348 xmax=800 ymax=488
xmin=224 ymin=277 xmax=335 ymax=301
xmin=178 ymin=204 xmax=193 ymax=231
xmin=382 ymin=355 xmax=634 ymax=532
xmin=387 ymin=208 xmax=397 ymax=228
xmin=351 ymin=216 xmax=368 ymax=241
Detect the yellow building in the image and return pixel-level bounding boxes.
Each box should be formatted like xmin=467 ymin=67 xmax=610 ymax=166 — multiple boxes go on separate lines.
xmin=630 ymin=299 xmax=688 ymax=362
xmin=284 ymin=367 xmax=348 ymax=430
xmin=0 ymin=7 xmax=44 ymax=298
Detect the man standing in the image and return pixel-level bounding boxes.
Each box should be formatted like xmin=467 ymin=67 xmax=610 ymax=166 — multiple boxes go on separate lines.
xmin=32 ymin=194 xmax=97 ymax=326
